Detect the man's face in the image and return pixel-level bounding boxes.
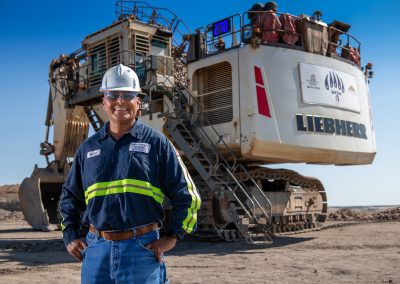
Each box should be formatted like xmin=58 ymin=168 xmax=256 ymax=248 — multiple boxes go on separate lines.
xmin=102 ymin=91 xmax=140 ymax=126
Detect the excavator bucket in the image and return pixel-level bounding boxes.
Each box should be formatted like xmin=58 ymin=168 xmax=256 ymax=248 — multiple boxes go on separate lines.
xmin=19 ymin=165 xmax=64 ymax=231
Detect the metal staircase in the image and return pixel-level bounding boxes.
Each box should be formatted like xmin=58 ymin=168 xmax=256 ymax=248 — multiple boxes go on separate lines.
xmin=128 ymin=1 xmax=273 ymax=241
xmin=162 ymin=84 xmax=273 ymax=242
xmin=83 ymin=105 xmax=104 ymax=132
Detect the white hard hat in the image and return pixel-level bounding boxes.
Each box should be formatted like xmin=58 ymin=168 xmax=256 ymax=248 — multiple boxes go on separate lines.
xmin=100 ymin=64 xmax=141 ymax=92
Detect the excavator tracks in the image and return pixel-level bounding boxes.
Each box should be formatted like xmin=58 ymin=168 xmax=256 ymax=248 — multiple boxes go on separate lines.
xmin=193 ymin=167 xmax=328 ymax=242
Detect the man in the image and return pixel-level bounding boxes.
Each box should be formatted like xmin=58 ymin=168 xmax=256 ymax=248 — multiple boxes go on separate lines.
xmin=60 ymin=64 xmax=201 ymax=283
xmin=264 ymin=1 xmax=278 ymax=12
xmin=247 ymin=3 xmax=264 ymax=26
xmin=257 ymin=1 xmax=281 ymax=43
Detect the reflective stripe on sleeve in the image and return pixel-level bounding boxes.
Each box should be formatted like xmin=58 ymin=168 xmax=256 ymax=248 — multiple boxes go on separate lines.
xmin=175 ymin=150 xmax=201 ymax=234
xmin=85 ymin=179 xmax=164 ymax=205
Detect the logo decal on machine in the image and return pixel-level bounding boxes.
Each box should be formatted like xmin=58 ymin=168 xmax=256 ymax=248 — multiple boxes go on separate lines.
xmin=296 ymin=114 xmax=367 ymax=139
xmin=305 ymin=74 xmax=320 ymax=90
xmin=129 ymin=143 xmax=151 ymax=154
xmin=254 ymin=66 xmax=271 ymax=118
xmin=325 ymin=71 xmax=345 ymax=102
xmin=87 ymin=149 xmax=101 ymax=159
xmin=299 ymin=63 xmax=360 ymax=112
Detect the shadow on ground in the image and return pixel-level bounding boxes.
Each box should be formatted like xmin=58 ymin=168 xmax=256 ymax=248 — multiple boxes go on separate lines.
xmin=167 ymin=235 xmax=315 ymax=257
xmin=0 ymin=228 xmax=314 ymax=266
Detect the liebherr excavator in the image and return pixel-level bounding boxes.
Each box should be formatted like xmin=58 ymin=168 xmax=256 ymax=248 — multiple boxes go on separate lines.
xmin=19 ymin=1 xmax=376 ymax=241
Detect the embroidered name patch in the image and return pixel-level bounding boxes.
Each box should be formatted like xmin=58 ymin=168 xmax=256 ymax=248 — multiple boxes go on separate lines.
xmin=129 ymin=142 xmax=151 ymax=154
xmin=87 ymin=149 xmax=101 ymax=159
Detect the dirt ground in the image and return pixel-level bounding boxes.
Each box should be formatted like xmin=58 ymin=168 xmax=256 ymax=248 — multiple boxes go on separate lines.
xmin=1 ymin=185 xmax=399 ymax=284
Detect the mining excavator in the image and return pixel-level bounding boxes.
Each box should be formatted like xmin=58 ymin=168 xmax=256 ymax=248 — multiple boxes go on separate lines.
xmin=19 ymin=1 xmax=376 ymax=241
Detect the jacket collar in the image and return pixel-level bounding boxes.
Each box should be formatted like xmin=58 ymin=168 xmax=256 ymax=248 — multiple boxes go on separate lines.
xmin=98 ymin=118 xmax=144 ymax=141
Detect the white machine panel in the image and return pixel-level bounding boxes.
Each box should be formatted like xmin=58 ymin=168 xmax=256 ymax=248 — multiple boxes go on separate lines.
xmin=186 ymin=44 xmax=376 ymax=166
xmin=237 ymin=45 xmax=376 ymax=165
xmin=299 ymin=63 xmax=360 ymax=112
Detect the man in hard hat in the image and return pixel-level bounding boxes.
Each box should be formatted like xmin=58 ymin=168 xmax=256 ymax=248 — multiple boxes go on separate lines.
xmin=258 ymin=1 xmax=282 ymax=43
xmin=264 ymin=1 xmax=278 ymax=12
xmin=59 ymin=64 xmax=201 ymax=283
xmin=248 ymin=3 xmax=264 ymax=25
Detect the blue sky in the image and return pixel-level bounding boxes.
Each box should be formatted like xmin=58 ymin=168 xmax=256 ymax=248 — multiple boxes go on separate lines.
xmin=0 ymin=0 xmax=398 ymax=206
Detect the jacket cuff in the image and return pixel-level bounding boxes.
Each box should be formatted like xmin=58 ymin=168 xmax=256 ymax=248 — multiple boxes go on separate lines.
xmin=62 ymin=227 xmax=81 ymax=247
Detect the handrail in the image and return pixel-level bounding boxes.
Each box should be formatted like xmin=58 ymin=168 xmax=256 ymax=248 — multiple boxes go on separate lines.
xmin=218 ymin=163 xmax=270 ymax=223
xmin=190 ymin=9 xmax=362 ymax=66
xmin=202 ymin=14 xmax=243 ymax=55
xmin=245 ymin=10 xmax=361 ymax=65
xmin=115 ymin=1 xmax=191 ymax=58
xmin=328 ymin=26 xmax=361 ymax=64
xmin=233 ymin=164 xmax=272 ymax=220
xmin=171 ymin=81 xmax=238 ymax=170
xmin=218 ymin=164 xmax=254 ymax=219
xmin=116 ymin=1 xmax=191 ymax=33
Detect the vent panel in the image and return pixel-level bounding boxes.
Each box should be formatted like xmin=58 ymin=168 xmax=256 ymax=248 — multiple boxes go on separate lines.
xmin=134 ymin=34 xmax=150 ymax=54
xmin=195 ymin=62 xmax=233 ymax=125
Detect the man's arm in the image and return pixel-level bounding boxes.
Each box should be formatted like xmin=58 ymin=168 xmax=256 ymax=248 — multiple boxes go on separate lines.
xmin=160 ymin=138 xmax=202 ymax=238
xmin=59 ymin=152 xmax=87 ymax=261
xmin=145 ymin=138 xmax=201 ymax=262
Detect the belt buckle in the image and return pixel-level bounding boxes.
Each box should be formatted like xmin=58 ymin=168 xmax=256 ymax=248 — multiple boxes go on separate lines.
xmin=91 ymin=226 xmax=100 ymax=238
xmin=99 ymin=229 xmax=117 ymax=239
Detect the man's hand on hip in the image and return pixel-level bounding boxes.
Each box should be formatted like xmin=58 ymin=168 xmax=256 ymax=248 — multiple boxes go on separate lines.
xmin=67 ymin=238 xmax=87 ymax=262
xmin=145 ymin=236 xmax=177 ymax=263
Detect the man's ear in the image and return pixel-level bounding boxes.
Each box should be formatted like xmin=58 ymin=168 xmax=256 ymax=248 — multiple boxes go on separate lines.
xmin=136 ymin=97 xmax=142 ymax=118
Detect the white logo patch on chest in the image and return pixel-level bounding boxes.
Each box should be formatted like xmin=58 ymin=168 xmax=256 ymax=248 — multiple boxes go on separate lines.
xmin=87 ymin=149 xmax=101 ymax=159
xmin=129 ymin=142 xmax=151 ymax=154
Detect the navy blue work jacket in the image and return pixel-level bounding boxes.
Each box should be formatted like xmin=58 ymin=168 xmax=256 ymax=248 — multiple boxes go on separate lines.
xmin=60 ymin=119 xmax=201 ymax=246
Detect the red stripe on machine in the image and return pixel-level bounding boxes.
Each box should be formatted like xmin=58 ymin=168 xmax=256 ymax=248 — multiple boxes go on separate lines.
xmin=254 ymin=66 xmax=264 ymax=85
xmin=254 ymin=66 xmax=271 ymax=118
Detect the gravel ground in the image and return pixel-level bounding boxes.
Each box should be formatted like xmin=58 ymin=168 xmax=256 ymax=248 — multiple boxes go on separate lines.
xmin=1 ymin=185 xmax=399 ymax=284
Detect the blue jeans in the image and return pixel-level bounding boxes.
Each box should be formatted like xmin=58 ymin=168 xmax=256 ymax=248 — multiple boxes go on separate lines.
xmin=81 ymin=229 xmax=168 ymax=284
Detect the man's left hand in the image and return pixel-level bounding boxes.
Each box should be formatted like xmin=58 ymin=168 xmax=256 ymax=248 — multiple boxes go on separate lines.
xmin=145 ymin=236 xmax=177 ymax=263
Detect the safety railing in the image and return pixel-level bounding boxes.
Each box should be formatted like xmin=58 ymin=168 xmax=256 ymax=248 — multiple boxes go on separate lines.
xmin=242 ymin=10 xmax=361 ymax=66
xmin=232 ymin=164 xmax=272 ymax=221
xmin=58 ymin=49 xmax=155 ymax=99
xmin=242 ymin=11 xmax=303 ymax=47
xmin=201 ymin=14 xmax=243 ymax=55
xmin=328 ymin=26 xmax=361 ymax=65
xmin=194 ymin=9 xmax=362 ymax=66
xmin=115 ymin=1 xmax=191 ymax=62
xmin=217 ymin=163 xmax=272 ymax=223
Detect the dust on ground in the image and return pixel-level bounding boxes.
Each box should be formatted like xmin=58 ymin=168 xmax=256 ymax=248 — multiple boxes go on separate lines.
xmin=1 ymin=185 xmax=399 ymax=284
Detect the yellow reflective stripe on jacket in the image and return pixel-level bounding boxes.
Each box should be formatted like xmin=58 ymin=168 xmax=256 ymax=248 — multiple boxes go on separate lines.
xmin=85 ymin=179 xmax=164 ymax=205
xmin=176 ymin=152 xmax=201 ymax=233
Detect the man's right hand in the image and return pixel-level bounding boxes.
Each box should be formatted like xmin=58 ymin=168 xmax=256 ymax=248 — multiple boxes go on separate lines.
xmin=67 ymin=238 xmax=87 ymax=262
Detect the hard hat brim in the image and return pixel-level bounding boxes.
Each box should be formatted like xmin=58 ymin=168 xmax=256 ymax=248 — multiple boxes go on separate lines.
xmin=100 ymin=86 xmax=142 ymax=92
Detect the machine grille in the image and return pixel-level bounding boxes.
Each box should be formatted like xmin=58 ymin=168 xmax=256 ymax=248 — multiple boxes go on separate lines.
xmin=195 ymin=62 xmax=233 ymax=125
xmin=88 ymin=36 xmax=120 ymax=88
xmin=133 ymin=33 xmax=150 ymax=54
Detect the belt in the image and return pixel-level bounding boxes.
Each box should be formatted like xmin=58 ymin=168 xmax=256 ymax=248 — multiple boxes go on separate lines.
xmin=89 ymin=223 xmax=158 ymax=241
